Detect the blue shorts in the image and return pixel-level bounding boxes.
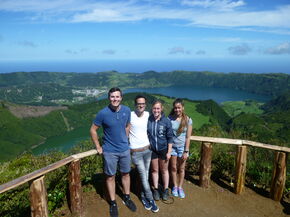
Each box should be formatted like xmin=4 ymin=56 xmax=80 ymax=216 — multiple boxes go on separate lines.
xmin=103 ymin=149 xmax=131 ymax=176
xmin=171 ymin=145 xmax=185 ymax=158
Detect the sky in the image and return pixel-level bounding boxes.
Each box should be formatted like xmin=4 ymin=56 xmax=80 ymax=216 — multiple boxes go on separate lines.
xmin=0 ymin=0 xmax=290 ymax=73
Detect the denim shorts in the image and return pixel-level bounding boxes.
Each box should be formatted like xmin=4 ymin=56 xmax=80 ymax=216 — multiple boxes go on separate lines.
xmin=103 ymin=149 xmax=131 ymax=176
xmin=151 ymin=148 xmax=167 ymax=160
xmin=171 ymin=145 xmax=185 ymax=158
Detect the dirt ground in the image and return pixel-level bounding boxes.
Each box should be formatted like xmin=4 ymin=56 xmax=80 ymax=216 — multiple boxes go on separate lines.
xmin=56 ymin=174 xmax=289 ymax=217
xmin=7 ymin=103 xmax=67 ymax=118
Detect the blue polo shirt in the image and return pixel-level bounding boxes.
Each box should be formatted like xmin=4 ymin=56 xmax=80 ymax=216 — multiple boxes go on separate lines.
xmin=93 ymin=105 xmax=131 ymax=153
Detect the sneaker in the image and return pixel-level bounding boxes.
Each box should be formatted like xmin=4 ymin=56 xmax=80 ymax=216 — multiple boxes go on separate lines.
xmin=162 ymin=188 xmax=169 ymax=201
xmin=153 ymin=188 xmax=160 ymax=201
xmin=171 ymin=186 xmax=178 ymax=197
xmin=141 ymin=196 xmax=152 ymax=210
xmin=109 ymin=201 xmax=118 ymax=217
xmin=150 ymin=200 xmax=159 ymax=213
xmin=178 ymin=187 xmax=185 ymax=198
xmin=123 ymin=195 xmax=137 ymax=212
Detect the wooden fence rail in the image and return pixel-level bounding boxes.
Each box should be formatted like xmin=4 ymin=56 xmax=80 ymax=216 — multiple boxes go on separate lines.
xmin=0 ymin=137 xmax=289 ymax=216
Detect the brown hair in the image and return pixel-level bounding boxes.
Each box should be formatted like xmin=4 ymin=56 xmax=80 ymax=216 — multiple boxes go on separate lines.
xmin=108 ymin=87 xmax=122 ymax=98
xmin=134 ymin=95 xmax=147 ymax=105
xmin=152 ymin=100 xmax=163 ymax=108
xmin=170 ymin=98 xmax=188 ymax=135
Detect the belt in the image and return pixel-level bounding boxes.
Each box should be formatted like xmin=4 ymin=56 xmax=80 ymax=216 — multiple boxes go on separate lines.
xmin=131 ymin=145 xmax=150 ymax=153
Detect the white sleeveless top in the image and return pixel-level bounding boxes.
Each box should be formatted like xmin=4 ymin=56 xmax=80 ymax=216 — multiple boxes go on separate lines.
xmin=129 ymin=111 xmax=150 ymax=149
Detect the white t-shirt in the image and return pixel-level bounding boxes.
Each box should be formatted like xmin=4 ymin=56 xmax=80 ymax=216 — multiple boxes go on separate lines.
xmin=129 ymin=111 xmax=150 ymax=149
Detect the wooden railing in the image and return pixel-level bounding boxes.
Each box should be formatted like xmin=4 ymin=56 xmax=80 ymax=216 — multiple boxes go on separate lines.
xmin=0 ymin=136 xmax=289 ymax=217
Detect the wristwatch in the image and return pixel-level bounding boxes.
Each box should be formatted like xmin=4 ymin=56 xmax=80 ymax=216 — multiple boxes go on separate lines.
xmin=184 ymin=150 xmax=189 ymax=153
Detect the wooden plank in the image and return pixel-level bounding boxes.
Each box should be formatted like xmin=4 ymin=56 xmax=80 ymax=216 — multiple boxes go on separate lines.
xmin=234 ymin=145 xmax=247 ymax=194
xmin=69 ymin=160 xmax=82 ymax=216
xmin=29 ymin=176 xmax=49 ymax=217
xmin=71 ymin=149 xmax=98 ymax=160
xmin=243 ymin=140 xmax=290 ymax=153
xmin=199 ymin=142 xmax=213 ymax=188
xmin=270 ymin=152 xmax=287 ymax=201
xmin=191 ymin=136 xmax=243 ymax=145
xmin=190 ymin=136 xmax=290 ymax=153
xmin=0 ymin=156 xmax=74 ymax=194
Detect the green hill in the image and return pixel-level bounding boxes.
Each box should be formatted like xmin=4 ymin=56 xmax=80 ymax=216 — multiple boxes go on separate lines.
xmin=0 ymin=93 xmax=230 ymax=162
xmin=1 ymin=71 xmax=289 ymax=105
xmin=228 ymin=92 xmax=290 ymax=145
xmin=1 ymin=90 xmax=290 ymax=162
xmin=1 ymin=91 xmax=290 ymax=216
xmin=0 ymin=106 xmax=43 ymax=161
xmin=262 ymin=90 xmax=290 ymax=113
xmin=221 ymin=100 xmax=264 ymax=117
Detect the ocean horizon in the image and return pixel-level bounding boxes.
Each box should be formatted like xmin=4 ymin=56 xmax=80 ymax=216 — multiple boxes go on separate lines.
xmin=0 ymin=59 xmax=289 ymax=74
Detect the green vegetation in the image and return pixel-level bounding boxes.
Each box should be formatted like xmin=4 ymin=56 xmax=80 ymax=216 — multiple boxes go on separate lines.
xmin=0 ymin=91 xmax=290 ymax=216
xmin=0 ymin=141 xmax=103 ymax=217
xmin=0 ymin=71 xmax=289 ymax=105
xmin=0 ymin=92 xmax=233 ymax=162
xmin=221 ymin=100 xmax=264 ymax=117
xmin=0 ymin=107 xmax=43 ymax=161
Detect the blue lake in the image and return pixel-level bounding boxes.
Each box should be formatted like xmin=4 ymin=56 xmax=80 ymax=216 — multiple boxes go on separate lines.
xmin=123 ymin=86 xmax=271 ymax=103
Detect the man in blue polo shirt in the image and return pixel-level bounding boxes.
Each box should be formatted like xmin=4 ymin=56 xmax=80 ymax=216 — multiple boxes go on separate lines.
xmin=90 ymin=87 xmax=136 ymax=217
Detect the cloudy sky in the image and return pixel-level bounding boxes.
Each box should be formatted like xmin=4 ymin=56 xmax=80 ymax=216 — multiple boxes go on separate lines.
xmin=0 ymin=0 xmax=290 ymax=73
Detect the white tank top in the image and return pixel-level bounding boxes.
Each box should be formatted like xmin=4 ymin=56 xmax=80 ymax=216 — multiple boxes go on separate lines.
xmin=129 ymin=111 xmax=150 ymax=149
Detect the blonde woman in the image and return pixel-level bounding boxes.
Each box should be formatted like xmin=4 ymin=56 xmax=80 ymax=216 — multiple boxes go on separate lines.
xmin=168 ymin=98 xmax=192 ymax=198
xmin=147 ymin=100 xmax=173 ymax=201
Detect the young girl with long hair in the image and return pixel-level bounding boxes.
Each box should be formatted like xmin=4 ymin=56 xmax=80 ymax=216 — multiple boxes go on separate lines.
xmin=147 ymin=100 xmax=173 ymax=201
xmin=168 ymin=98 xmax=193 ymax=198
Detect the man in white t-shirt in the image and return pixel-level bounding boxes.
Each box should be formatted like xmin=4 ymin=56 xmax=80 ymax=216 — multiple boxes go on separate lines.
xmin=129 ymin=95 xmax=159 ymax=213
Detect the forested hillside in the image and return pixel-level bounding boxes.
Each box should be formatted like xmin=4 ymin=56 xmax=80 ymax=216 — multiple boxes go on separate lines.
xmin=0 ymin=93 xmax=230 ymax=162
xmin=0 ymin=71 xmax=289 ymax=105
xmin=1 ymin=90 xmax=290 ymax=162
xmin=1 ymin=91 xmax=290 ymax=217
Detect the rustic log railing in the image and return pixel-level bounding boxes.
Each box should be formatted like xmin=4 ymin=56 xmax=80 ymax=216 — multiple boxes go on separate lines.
xmin=194 ymin=136 xmax=289 ymax=200
xmin=0 ymin=136 xmax=289 ymax=217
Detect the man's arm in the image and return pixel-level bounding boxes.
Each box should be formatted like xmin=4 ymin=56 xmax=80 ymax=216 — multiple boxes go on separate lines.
xmin=126 ymin=123 xmax=131 ymax=137
xmin=90 ymin=123 xmax=103 ymax=154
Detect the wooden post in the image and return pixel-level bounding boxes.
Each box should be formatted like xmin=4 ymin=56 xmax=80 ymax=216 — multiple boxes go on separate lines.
xmin=270 ymin=151 xmax=287 ymax=201
xmin=199 ymin=142 xmax=213 ymax=188
xmin=29 ymin=176 xmax=49 ymax=217
xmin=234 ymin=145 xmax=247 ymax=194
xmin=69 ymin=159 xmax=82 ymax=216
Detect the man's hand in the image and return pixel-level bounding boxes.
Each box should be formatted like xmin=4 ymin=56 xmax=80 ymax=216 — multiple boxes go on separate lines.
xmin=96 ymin=146 xmax=103 ymax=154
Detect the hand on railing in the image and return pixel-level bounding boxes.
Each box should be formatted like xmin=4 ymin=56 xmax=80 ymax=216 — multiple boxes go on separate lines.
xmin=96 ymin=146 xmax=103 ymax=154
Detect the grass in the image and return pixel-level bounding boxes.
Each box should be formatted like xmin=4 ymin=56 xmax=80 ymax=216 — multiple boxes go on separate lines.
xmin=221 ymin=100 xmax=264 ymax=117
xmin=152 ymin=95 xmax=210 ymax=130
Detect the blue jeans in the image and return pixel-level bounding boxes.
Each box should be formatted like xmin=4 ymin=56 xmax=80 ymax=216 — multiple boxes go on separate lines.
xmin=171 ymin=145 xmax=185 ymax=158
xmin=131 ymin=148 xmax=153 ymax=201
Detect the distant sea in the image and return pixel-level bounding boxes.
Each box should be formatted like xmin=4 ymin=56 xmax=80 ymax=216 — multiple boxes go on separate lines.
xmin=0 ymin=59 xmax=289 ymax=74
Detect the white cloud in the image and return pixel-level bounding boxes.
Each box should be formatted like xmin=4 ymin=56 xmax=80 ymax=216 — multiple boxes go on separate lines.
xmin=265 ymin=42 xmax=290 ymax=55
xmin=1 ymin=0 xmax=290 ymax=30
xmin=228 ymin=43 xmax=251 ymax=55
xmin=168 ymin=46 xmax=191 ymax=54
xmin=196 ymin=50 xmax=206 ymax=55
xmin=65 ymin=48 xmax=89 ymax=54
xmin=65 ymin=49 xmax=78 ymax=55
xmin=102 ymin=49 xmax=116 ymax=55
xmin=181 ymin=0 xmax=245 ymax=11
xmin=17 ymin=40 xmax=37 ymax=47
xmin=204 ymin=37 xmax=242 ymax=42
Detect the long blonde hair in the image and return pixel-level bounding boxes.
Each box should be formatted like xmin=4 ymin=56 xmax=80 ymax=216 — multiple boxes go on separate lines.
xmin=170 ymin=98 xmax=188 ymax=135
